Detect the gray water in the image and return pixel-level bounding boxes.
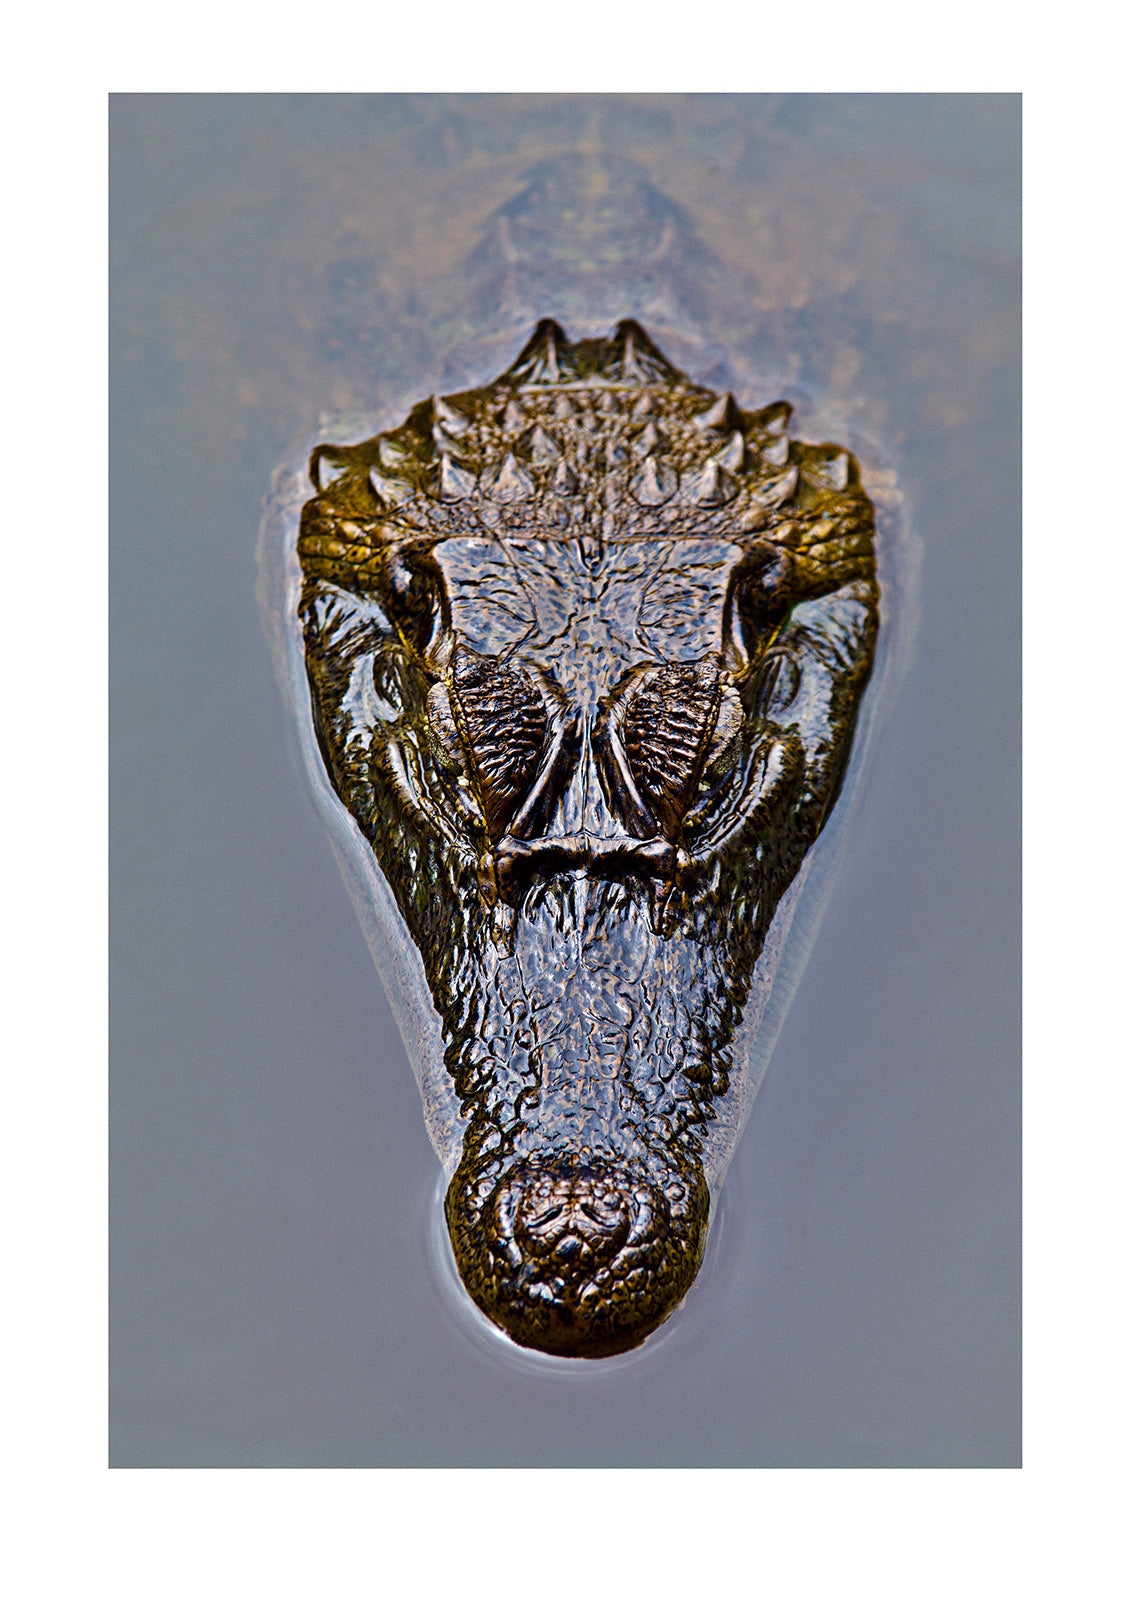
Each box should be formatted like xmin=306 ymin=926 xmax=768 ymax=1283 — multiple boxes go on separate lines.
xmin=110 ymin=93 xmax=1019 ymax=1467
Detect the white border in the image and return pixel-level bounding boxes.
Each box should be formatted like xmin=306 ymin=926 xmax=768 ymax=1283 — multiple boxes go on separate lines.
xmin=9 ymin=21 xmax=1122 ymax=1596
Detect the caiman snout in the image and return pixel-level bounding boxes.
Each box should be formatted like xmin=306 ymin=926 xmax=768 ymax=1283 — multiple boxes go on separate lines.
xmin=445 ymin=1155 xmax=709 ymax=1358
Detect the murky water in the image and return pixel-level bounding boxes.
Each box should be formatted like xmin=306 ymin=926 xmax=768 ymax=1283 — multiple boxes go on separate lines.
xmin=111 ymin=93 xmax=1019 ymax=1465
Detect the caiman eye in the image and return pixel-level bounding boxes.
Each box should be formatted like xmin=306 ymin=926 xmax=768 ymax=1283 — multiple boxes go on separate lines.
xmin=620 ymin=660 xmax=723 ymax=836
xmin=448 ymin=646 xmax=548 ymax=842
xmin=725 ymin=542 xmax=795 ymax=667
xmin=385 ymin=553 xmax=448 ymax=659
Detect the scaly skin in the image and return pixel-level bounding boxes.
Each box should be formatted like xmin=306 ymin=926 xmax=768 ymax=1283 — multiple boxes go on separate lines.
xmin=297 ymin=320 xmax=878 ymax=1356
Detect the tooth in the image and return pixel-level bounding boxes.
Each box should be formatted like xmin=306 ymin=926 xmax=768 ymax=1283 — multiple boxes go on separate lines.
xmin=554 ymin=458 xmax=579 ymax=494
xmin=502 ymin=399 xmax=525 ymax=430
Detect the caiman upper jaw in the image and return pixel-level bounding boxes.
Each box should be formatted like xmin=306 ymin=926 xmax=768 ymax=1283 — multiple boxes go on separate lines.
xmin=446 ymin=1156 xmax=710 ymax=1359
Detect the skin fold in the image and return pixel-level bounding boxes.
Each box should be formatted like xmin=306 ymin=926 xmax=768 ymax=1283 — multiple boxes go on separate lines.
xmin=296 ymin=320 xmax=878 ymax=1357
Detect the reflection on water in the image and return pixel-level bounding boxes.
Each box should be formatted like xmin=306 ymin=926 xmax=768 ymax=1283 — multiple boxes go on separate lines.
xmin=112 ymin=93 xmax=1019 ymax=1463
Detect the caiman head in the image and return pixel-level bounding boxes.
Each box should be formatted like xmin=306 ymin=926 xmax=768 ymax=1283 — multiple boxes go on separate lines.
xmin=296 ymin=320 xmax=878 ymax=1357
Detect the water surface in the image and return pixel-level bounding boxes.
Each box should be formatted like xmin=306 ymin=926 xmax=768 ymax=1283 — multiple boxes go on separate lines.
xmin=110 ymin=92 xmax=1019 ymax=1466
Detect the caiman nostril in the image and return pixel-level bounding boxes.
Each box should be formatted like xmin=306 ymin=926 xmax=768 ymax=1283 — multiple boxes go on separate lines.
xmin=446 ymin=1157 xmax=710 ymax=1358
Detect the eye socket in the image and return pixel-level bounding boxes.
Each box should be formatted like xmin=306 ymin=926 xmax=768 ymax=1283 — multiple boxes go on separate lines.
xmin=384 ymin=552 xmax=448 ymax=658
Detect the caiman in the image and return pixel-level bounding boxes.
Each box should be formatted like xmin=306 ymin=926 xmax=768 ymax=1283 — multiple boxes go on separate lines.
xmin=283 ymin=313 xmax=879 ymax=1358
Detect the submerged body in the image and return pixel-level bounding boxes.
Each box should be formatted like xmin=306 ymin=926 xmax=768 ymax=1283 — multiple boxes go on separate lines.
xmin=293 ymin=318 xmax=878 ymax=1356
